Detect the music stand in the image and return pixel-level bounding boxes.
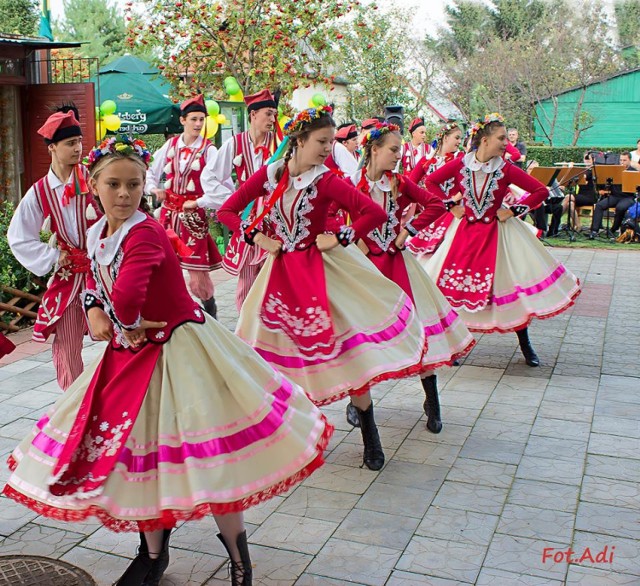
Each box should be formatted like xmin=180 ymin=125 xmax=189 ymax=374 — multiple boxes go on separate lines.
xmin=622 ymin=170 xmax=640 ymax=195
xmin=530 ymin=167 xmax=573 ymax=241
xmin=593 ymin=165 xmax=625 ymax=238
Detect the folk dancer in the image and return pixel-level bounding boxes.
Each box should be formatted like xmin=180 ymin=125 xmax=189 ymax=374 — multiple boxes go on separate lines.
xmin=8 ymin=108 xmax=100 ymax=390
xmin=146 ymin=95 xmax=222 ymax=318
xmin=419 ymin=114 xmax=581 ymax=367
xmin=343 ymin=122 xmax=474 ymax=432
xmin=219 ymin=107 xmax=427 ymax=471
xmin=4 ymin=137 xmax=332 ymax=586
xmin=200 ymin=89 xmax=279 ymax=311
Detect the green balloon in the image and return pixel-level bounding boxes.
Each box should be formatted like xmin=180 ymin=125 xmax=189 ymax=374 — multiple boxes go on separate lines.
xmin=226 ymin=82 xmax=241 ymax=96
xmin=101 ymin=100 xmax=117 ymax=116
xmin=206 ymin=100 xmax=220 ymax=116
xmin=311 ymin=93 xmax=326 ymax=107
xmin=223 ymin=76 xmax=237 ymax=89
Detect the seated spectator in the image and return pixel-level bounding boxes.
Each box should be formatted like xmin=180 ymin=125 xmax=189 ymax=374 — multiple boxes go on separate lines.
xmin=589 ymin=152 xmax=637 ymax=239
xmin=507 ymin=128 xmax=527 ymax=168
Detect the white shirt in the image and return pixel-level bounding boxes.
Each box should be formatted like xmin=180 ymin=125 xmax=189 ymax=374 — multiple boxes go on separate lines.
xmin=8 ymin=168 xmax=80 ymax=276
xmin=200 ymin=132 xmax=269 ymax=210
xmin=146 ymin=134 xmax=222 ymax=209
xmin=332 ymin=141 xmax=359 ymax=177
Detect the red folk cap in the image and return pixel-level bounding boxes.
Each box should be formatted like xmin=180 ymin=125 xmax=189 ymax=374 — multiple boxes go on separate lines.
xmin=336 ymin=124 xmax=358 ymax=142
xmin=180 ymin=95 xmax=207 ymax=116
xmin=409 ymin=117 xmax=425 ymax=134
xmin=361 ymin=118 xmax=379 ymax=130
xmin=244 ymin=89 xmax=277 ymax=113
xmin=38 ymin=111 xmax=82 ymax=144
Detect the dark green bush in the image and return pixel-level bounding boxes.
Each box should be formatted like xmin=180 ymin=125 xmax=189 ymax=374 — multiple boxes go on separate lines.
xmin=527 ymin=147 xmax=630 ymax=167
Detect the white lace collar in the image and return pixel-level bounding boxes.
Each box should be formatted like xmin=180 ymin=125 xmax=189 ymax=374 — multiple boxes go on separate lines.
xmin=87 ymin=210 xmax=147 ymax=266
xmin=266 ymin=159 xmax=329 ymax=190
xmin=464 ymin=151 xmax=505 ymax=173
xmin=349 ymin=168 xmax=392 ymax=192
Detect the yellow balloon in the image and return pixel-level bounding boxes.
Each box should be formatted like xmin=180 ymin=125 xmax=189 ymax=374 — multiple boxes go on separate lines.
xmin=307 ymin=99 xmax=315 ymax=108
xmin=96 ymin=120 xmax=107 ymax=140
xmin=279 ymin=115 xmax=291 ymax=128
xmin=200 ymin=117 xmax=219 ymax=138
xmin=103 ymin=114 xmax=121 ymax=132
xmin=215 ymin=114 xmax=227 ymax=125
xmin=229 ymin=92 xmax=244 ymax=102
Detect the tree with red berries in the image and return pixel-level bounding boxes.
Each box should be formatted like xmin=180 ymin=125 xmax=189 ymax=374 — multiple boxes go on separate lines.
xmin=126 ymin=0 xmax=360 ymax=100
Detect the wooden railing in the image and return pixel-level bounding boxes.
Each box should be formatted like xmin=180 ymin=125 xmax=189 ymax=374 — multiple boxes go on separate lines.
xmin=0 ymin=284 xmax=43 ymax=332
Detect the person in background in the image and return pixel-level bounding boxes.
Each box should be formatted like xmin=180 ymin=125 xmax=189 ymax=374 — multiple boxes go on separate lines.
xmin=7 ymin=106 xmax=101 ymax=391
xmin=589 ymin=151 xmax=636 ymax=239
xmin=507 ymin=127 xmax=526 ymax=168
xmin=146 ymin=95 xmax=222 ymax=318
xmin=630 ymin=139 xmax=640 ymax=165
xmin=402 ymin=117 xmax=431 ymax=175
xmin=200 ymin=89 xmax=279 ymax=311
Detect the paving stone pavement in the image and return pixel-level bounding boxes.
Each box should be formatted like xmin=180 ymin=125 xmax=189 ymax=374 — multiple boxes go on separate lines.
xmin=1 ymin=248 xmax=639 ymax=585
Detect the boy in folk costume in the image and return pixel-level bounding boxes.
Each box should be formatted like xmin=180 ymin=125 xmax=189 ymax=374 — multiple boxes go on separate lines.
xmin=146 ymin=95 xmax=222 ymax=318
xmin=325 ymin=123 xmax=359 ymax=178
xmin=200 ymin=89 xmax=279 ymax=311
xmin=8 ymin=108 xmax=100 ymax=390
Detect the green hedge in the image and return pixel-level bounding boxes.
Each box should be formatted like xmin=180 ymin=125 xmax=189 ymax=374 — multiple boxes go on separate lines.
xmin=0 ymin=202 xmax=46 ymax=325
xmin=526 ymin=147 xmax=631 ymax=166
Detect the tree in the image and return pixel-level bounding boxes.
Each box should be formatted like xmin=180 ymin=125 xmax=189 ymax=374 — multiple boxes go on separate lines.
xmin=329 ymin=7 xmax=412 ymax=121
xmin=0 ymin=0 xmax=39 ymax=36
xmin=54 ymin=0 xmax=127 ymax=64
xmin=127 ymin=0 xmax=359 ymax=100
xmin=490 ymin=0 xmax=546 ymax=40
xmin=615 ymin=0 xmax=640 ymax=46
xmin=438 ymin=0 xmax=494 ymax=59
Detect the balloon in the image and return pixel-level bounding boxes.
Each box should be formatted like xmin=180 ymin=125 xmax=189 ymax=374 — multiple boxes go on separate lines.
xmin=226 ymin=82 xmax=241 ymax=97
xmin=215 ymin=114 xmax=227 ymax=124
xmin=103 ymin=114 xmax=121 ymax=132
xmin=200 ymin=117 xmax=219 ymax=138
xmin=229 ymin=92 xmax=244 ymax=102
xmin=96 ymin=120 xmax=107 ymax=140
xmin=311 ymin=93 xmax=327 ymax=107
xmin=206 ymin=100 xmax=220 ymax=117
xmin=100 ymin=100 xmax=117 ymax=116
xmin=307 ymin=99 xmax=315 ymax=108
xmin=223 ymin=76 xmax=237 ymax=88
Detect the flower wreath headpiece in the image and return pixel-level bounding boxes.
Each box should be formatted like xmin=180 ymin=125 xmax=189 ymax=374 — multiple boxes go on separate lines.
xmin=468 ymin=113 xmax=504 ymax=140
xmin=361 ymin=122 xmax=400 ymax=147
xmin=283 ymin=105 xmax=333 ymax=136
xmin=436 ymin=121 xmax=460 ymax=142
xmin=85 ymin=135 xmax=153 ymax=168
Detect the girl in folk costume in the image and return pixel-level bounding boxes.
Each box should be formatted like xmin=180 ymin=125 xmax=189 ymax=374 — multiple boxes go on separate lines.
xmin=3 ymin=137 xmax=332 ymax=586
xmin=402 ymin=117 xmax=431 ymax=175
xmin=343 ymin=123 xmax=475 ymax=433
xmin=325 ymin=123 xmax=359 ymax=178
xmin=419 ymin=114 xmax=581 ymax=367
xmin=8 ymin=107 xmax=101 ymax=390
xmin=218 ymin=107 xmax=426 ymax=471
xmin=407 ymin=122 xmax=464 ymax=256
xmin=200 ymin=89 xmax=279 ymax=311
xmin=146 ymin=95 xmax=221 ymax=318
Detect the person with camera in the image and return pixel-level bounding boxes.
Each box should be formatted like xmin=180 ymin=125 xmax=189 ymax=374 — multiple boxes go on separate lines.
xmin=588 ymin=151 xmax=637 ymax=239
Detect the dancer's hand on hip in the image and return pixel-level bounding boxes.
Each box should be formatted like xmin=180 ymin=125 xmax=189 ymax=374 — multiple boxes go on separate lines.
xmin=87 ymin=307 xmax=114 ymax=342
xmin=316 ymin=234 xmax=339 ymax=252
xmin=255 ymin=233 xmax=283 ymax=256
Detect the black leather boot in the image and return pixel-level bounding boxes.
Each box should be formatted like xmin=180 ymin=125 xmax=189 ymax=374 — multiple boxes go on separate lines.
xmin=202 ymin=297 xmax=218 ymax=319
xmin=345 ymin=401 xmax=360 ymax=427
xmin=516 ymin=327 xmax=539 ymax=367
xmin=354 ymin=403 xmax=385 ymax=471
xmin=421 ymin=374 xmax=442 ymax=434
xmin=113 ymin=534 xmax=153 ymax=586
xmin=142 ymin=529 xmax=171 ymax=586
xmin=217 ymin=530 xmax=253 ymax=586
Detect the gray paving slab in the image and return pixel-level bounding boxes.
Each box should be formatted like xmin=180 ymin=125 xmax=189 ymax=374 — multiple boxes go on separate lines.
xmin=1 ymin=249 xmax=639 ymax=584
